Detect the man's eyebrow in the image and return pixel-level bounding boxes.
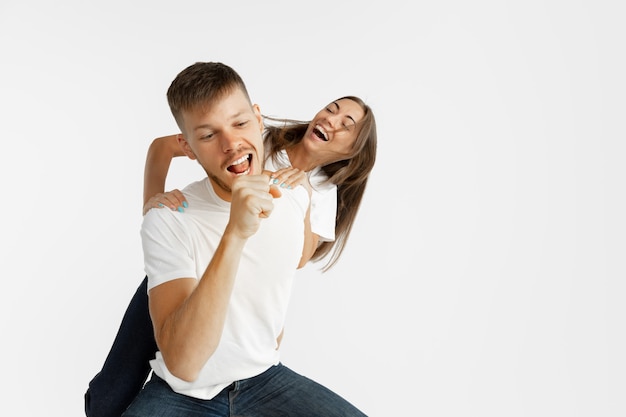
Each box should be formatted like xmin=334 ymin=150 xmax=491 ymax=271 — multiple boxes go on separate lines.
xmin=334 ymin=101 xmax=356 ymax=126
xmin=194 ymin=124 xmax=212 ymax=132
xmin=193 ymin=111 xmax=246 ymax=132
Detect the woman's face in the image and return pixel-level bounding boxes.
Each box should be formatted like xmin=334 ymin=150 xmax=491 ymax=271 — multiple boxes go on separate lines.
xmin=302 ymin=98 xmax=365 ymax=164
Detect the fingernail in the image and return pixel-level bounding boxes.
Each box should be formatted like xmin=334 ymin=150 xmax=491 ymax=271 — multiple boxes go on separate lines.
xmin=280 ymin=183 xmax=287 ymax=188
xmin=273 ymin=179 xmax=279 ymax=184
xmin=183 ymin=201 xmax=188 ymax=208
xmin=287 ymin=185 xmax=292 ymax=189
xmin=177 ymin=206 xmax=184 ymax=213
xmin=158 ymin=203 xmax=164 ymax=208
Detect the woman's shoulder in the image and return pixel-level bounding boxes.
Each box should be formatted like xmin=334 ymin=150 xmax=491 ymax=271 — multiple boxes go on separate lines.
xmin=308 ymin=167 xmax=336 ymax=194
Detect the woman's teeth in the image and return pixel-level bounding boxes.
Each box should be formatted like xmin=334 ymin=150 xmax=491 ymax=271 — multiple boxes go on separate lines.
xmin=313 ymin=127 xmax=328 ymax=141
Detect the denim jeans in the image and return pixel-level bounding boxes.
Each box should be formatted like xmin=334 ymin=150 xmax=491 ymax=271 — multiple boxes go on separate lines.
xmin=85 ymin=276 xmax=156 ymax=417
xmin=122 ymin=363 xmax=367 ymax=417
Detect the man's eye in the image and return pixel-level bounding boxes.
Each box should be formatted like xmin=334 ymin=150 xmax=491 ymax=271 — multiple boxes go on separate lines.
xmin=237 ymin=121 xmax=249 ymax=127
xmin=325 ymin=107 xmax=334 ymax=114
xmin=201 ymin=133 xmax=214 ymax=140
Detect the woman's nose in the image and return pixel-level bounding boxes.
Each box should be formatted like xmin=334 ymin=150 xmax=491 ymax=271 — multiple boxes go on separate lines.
xmin=324 ymin=115 xmax=340 ymax=131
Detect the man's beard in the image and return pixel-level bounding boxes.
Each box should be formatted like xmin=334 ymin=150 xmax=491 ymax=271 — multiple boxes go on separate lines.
xmin=207 ymin=172 xmax=231 ymax=195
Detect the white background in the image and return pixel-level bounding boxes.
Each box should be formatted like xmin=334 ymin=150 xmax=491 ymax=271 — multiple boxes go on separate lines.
xmin=1 ymin=1 xmax=624 ymax=416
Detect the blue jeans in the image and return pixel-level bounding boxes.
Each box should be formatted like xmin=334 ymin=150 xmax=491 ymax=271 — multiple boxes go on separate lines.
xmin=122 ymin=363 xmax=367 ymax=417
xmin=85 ymin=276 xmax=157 ymax=417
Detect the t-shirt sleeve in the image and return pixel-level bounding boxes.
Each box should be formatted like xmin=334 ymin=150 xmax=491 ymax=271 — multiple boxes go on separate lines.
xmin=310 ymin=184 xmax=337 ymax=242
xmin=141 ymin=208 xmax=198 ymax=290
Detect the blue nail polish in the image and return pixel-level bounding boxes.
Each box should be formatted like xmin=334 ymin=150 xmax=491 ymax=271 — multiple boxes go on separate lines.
xmin=287 ymin=185 xmax=292 ymax=189
xmin=273 ymin=179 xmax=279 ymax=184
xmin=177 ymin=206 xmax=184 ymax=213
xmin=280 ymin=183 xmax=287 ymax=188
xmin=158 ymin=203 xmax=164 ymax=207
xmin=183 ymin=201 xmax=188 ymax=208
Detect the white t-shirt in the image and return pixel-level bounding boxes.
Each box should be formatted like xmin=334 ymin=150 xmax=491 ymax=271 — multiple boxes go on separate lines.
xmin=141 ymin=177 xmax=308 ymax=399
xmin=266 ymin=149 xmax=337 ymax=242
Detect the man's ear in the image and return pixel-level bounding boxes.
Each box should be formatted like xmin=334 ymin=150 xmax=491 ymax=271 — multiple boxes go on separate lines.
xmin=253 ymin=104 xmax=264 ymax=132
xmin=178 ymin=135 xmax=197 ymax=160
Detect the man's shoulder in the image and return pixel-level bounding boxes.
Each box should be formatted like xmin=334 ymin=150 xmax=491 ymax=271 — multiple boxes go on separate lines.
xmin=181 ymin=178 xmax=209 ymax=199
xmin=182 ymin=178 xmax=230 ymax=213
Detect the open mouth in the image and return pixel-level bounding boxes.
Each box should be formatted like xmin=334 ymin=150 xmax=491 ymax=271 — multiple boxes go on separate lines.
xmin=227 ymin=154 xmax=252 ymax=175
xmin=313 ymin=126 xmax=328 ymax=141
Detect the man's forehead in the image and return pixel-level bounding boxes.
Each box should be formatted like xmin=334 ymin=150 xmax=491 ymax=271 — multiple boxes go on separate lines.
xmin=185 ymin=104 xmax=251 ymax=127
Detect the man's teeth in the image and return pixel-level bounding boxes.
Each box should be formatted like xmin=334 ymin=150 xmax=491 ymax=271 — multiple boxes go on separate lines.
xmin=230 ymin=155 xmax=249 ymax=166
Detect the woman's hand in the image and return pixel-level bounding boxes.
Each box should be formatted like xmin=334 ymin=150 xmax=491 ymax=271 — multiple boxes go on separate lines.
xmin=270 ymin=167 xmax=311 ymax=196
xmin=143 ymin=189 xmax=188 ymax=215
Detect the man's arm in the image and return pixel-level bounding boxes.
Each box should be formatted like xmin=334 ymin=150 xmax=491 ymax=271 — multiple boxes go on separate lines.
xmin=148 ymin=174 xmax=280 ymax=382
xmin=149 ymin=233 xmax=246 ymax=382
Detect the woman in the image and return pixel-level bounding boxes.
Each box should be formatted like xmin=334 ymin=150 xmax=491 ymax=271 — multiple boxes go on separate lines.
xmin=85 ymin=96 xmax=377 ymax=417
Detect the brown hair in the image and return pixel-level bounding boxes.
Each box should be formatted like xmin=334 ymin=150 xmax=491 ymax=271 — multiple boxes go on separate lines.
xmin=166 ymin=62 xmax=251 ymax=134
xmin=264 ymin=96 xmax=377 ymax=271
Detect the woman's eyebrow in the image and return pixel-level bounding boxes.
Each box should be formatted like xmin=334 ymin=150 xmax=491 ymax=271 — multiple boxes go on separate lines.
xmin=333 ymin=101 xmax=356 ymax=126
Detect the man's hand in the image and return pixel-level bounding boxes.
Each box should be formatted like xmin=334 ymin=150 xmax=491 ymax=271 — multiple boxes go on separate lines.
xmin=226 ymin=171 xmax=282 ymax=239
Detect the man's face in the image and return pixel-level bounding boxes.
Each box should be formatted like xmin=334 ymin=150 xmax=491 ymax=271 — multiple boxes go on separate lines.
xmin=178 ymin=88 xmax=264 ymax=201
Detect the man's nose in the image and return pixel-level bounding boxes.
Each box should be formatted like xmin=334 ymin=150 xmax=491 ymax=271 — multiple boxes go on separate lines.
xmin=220 ymin=129 xmax=241 ymax=152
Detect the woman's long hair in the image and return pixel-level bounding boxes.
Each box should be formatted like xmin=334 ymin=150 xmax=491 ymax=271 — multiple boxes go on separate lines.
xmin=263 ymin=96 xmax=377 ymax=271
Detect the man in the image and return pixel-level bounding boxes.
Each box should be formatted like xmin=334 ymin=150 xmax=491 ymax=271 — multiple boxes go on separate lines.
xmin=121 ymin=62 xmax=365 ymax=416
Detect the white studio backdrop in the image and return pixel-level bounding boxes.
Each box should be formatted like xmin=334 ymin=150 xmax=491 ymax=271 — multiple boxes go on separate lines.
xmin=0 ymin=1 xmax=624 ymax=416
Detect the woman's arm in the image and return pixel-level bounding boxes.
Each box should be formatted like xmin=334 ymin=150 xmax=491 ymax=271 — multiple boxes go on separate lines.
xmin=143 ymin=134 xmax=185 ymax=212
xmin=299 ymin=203 xmax=319 ymax=268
